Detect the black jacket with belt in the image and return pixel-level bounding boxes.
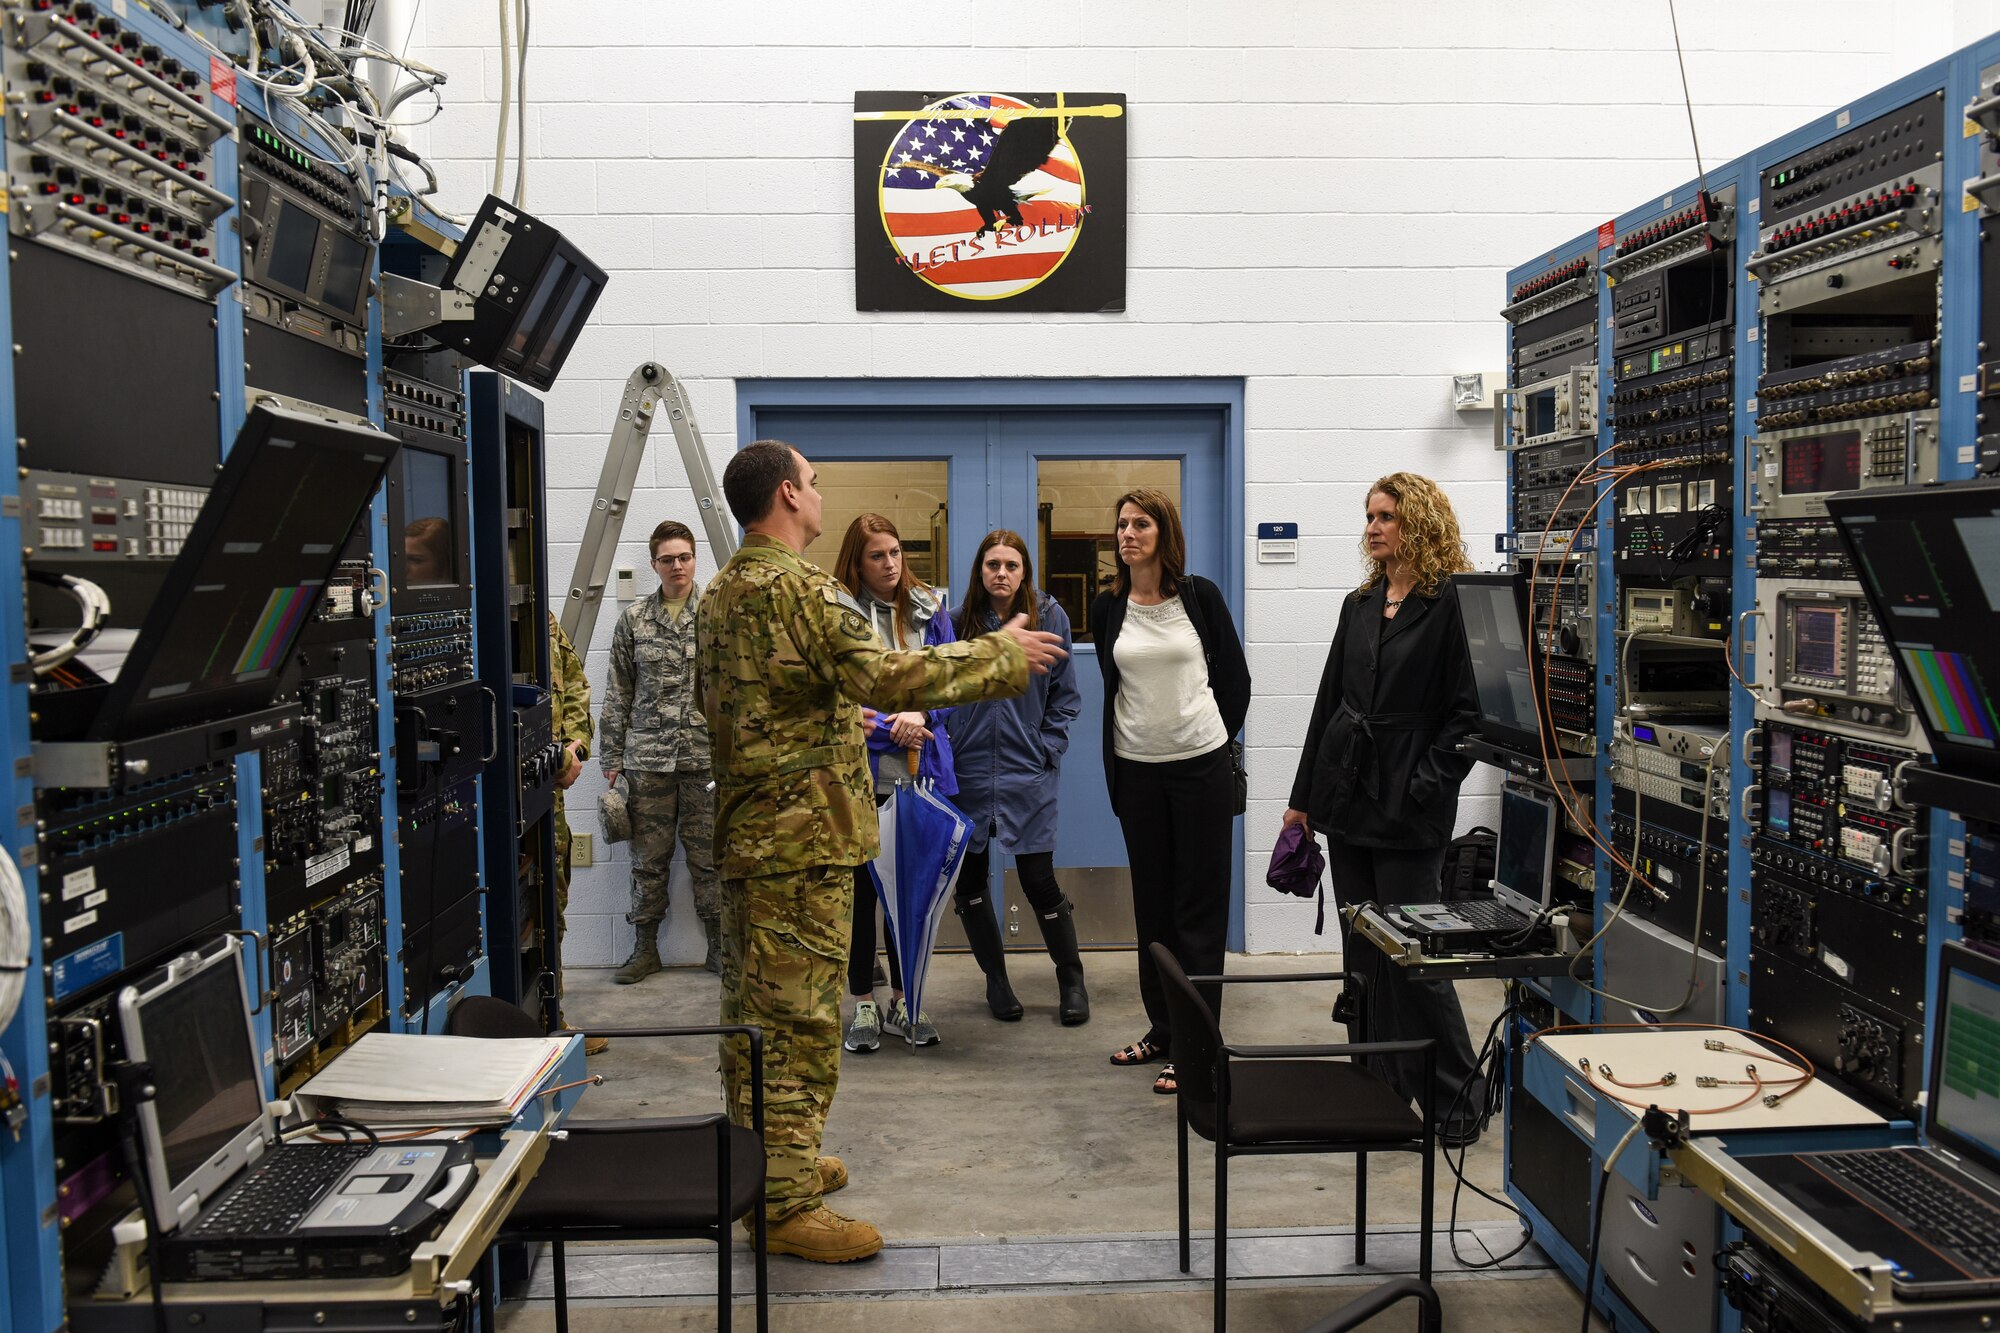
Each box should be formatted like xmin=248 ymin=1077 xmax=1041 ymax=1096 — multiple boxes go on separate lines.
xmin=1289 ymin=578 xmax=1478 ymax=850
xmin=1090 ymin=575 xmax=1252 ymax=809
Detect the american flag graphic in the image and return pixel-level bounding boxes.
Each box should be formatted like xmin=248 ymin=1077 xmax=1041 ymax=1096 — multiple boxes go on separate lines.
xmin=877 ymin=93 xmax=1087 ymax=301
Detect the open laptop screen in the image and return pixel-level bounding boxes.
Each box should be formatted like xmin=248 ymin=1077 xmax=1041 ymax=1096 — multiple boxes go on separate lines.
xmin=1492 ymin=783 xmax=1557 ymax=916
xmin=118 ymin=938 xmax=266 ymax=1229
xmin=1930 ymin=943 xmax=2000 ymax=1175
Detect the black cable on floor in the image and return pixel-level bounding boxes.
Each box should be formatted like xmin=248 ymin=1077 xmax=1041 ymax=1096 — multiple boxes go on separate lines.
xmin=1576 ymin=1164 xmax=1610 ymax=1333
xmin=1576 ymin=1118 xmax=1645 ymax=1333
xmin=1439 ymin=993 xmax=1535 ymax=1269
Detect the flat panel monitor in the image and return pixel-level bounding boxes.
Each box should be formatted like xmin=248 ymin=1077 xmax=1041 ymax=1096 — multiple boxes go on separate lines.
xmin=1492 ymin=782 xmax=1558 ymax=917
xmin=439 ymin=195 xmax=607 ymax=392
xmin=398 ymin=448 xmax=459 ymax=587
xmin=89 ymin=403 xmax=399 ymax=740
xmin=1453 ymin=571 xmax=1542 ymax=754
xmin=386 ymin=440 xmax=471 ymax=614
xmin=1827 ymin=479 xmax=2000 ymax=780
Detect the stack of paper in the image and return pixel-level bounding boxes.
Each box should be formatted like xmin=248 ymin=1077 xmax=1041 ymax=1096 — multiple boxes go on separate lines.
xmin=295 ymin=1032 xmax=571 ymax=1128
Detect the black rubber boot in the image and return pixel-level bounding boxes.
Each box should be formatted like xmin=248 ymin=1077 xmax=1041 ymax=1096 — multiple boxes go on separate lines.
xmin=956 ymin=897 xmax=1024 ymax=1021
xmin=1036 ymin=899 xmax=1091 ymax=1026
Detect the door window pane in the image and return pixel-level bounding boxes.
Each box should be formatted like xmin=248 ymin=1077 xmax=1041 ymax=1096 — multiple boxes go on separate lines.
xmin=1036 ymin=458 xmax=1181 ymax=642
xmin=801 ymin=460 xmax=952 ymax=604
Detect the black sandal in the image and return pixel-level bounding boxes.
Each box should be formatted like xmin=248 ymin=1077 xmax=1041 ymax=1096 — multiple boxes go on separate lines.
xmin=1109 ymin=1038 xmax=1166 ymax=1067
xmin=1153 ymin=1064 xmax=1178 ymax=1095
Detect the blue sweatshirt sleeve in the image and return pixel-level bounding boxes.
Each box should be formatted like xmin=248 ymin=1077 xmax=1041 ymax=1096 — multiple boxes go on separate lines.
xmin=1040 ymin=599 xmax=1081 ymax=764
xmin=924 ymin=604 xmax=958 ymax=731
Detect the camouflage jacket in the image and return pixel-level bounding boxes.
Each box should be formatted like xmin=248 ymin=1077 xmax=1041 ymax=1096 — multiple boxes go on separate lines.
xmin=600 ymin=586 xmax=708 ymax=774
xmin=695 ymin=533 xmax=1029 ymax=879
xmin=549 ymin=612 xmax=593 ymax=758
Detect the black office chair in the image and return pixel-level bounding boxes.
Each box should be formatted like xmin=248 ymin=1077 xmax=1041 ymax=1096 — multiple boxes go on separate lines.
xmin=1300 ymin=1277 xmax=1442 ymax=1332
xmin=449 ymin=996 xmax=768 ymax=1333
xmin=1150 ymin=943 xmax=1437 ymax=1333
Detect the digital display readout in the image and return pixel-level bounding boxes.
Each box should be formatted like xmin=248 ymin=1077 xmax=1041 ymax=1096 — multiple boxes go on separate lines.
xmin=1781 ymin=431 xmax=1862 ymax=495
xmin=1791 ymin=604 xmax=1847 ymax=681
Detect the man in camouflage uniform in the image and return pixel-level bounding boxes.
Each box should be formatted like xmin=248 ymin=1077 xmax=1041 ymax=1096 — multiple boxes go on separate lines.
xmin=600 ymin=519 xmax=722 ymax=982
xmin=697 ymin=440 xmax=1066 ymax=1263
xmin=547 ymin=613 xmax=607 ymax=1056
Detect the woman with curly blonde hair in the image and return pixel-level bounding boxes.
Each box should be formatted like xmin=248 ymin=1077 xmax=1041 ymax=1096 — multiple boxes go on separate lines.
xmin=1283 ymin=473 xmax=1485 ymax=1145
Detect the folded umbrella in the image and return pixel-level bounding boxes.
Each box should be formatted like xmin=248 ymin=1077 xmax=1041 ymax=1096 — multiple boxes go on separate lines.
xmin=869 ymin=748 xmax=974 ymax=1049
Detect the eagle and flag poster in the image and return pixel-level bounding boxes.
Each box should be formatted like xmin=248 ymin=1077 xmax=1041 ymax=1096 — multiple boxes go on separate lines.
xmin=853 ymin=91 xmax=1127 ymax=312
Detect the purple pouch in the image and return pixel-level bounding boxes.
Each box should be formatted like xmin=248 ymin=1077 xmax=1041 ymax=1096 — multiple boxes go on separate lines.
xmin=1266 ymin=823 xmax=1325 ymax=897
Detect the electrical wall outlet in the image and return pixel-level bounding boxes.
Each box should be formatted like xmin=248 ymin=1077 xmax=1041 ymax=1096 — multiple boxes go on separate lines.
xmin=571 ymin=832 xmax=594 ymax=867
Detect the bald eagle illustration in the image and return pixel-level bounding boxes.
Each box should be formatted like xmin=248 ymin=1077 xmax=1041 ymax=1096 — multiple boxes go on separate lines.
xmin=898 ymin=113 xmax=1062 ymax=237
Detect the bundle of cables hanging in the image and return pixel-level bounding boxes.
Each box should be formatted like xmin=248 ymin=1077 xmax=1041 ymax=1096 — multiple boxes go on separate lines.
xmin=0 ymin=844 xmax=22 ymax=1136
xmin=135 ymin=0 xmax=459 ymax=230
xmin=0 ymin=842 xmax=25 ymax=1040
xmin=28 ymin=569 xmax=109 ymax=676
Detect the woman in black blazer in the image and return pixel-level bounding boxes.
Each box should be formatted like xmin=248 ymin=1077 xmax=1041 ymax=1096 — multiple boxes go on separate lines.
xmin=1284 ymin=472 xmax=1484 ymax=1143
xmin=1090 ymin=487 xmax=1250 ymax=1095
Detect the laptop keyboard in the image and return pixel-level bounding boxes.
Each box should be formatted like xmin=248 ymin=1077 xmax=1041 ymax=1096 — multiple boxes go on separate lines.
xmin=1817 ymin=1150 xmax=2000 ymax=1272
xmin=1434 ymin=899 xmax=1529 ymax=931
xmin=190 ymin=1142 xmax=373 ymax=1236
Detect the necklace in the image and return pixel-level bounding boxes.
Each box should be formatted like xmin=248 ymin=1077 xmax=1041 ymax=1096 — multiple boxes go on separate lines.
xmin=1385 ymin=595 xmax=1406 ymax=609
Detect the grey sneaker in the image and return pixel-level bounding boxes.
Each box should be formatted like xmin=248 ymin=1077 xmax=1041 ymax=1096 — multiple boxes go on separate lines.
xmin=883 ymin=998 xmax=939 ymax=1047
xmin=843 ymin=1000 xmax=881 ymax=1053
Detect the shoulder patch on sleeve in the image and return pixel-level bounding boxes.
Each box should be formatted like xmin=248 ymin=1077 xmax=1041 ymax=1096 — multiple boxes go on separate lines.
xmin=838 ymin=609 xmax=872 ymax=642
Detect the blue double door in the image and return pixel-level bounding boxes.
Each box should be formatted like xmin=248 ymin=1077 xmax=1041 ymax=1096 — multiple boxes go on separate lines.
xmin=751 ymin=401 xmax=1229 ymax=948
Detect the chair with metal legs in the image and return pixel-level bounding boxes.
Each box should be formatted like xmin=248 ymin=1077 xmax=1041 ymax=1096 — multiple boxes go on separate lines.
xmin=1151 ymin=943 xmax=1438 ymax=1333
xmin=1300 ymin=1276 xmax=1442 ymax=1331
xmin=449 ymin=995 xmax=769 ymax=1333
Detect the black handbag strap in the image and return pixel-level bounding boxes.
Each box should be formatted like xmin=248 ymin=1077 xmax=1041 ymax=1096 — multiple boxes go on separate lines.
xmin=1178 ymin=576 xmax=1212 ymax=659
xmin=1178 ymin=576 xmax=1227 ymax=701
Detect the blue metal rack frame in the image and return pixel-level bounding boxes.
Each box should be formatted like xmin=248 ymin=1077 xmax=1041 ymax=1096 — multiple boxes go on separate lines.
xmin=1500 ymin=42 xmax=1998 ymax=1333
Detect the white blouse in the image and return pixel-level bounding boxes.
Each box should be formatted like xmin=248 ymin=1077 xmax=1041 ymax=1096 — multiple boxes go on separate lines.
xmin=1111 ymin=598 xmax=1228 ymax=763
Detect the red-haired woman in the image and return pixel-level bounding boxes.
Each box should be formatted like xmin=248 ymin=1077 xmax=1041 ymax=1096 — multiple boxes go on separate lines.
xmin=1090 ymin=488 xmax=1250 ymax=1095
xmin=833 ymin=513 xmax=956 ymax=1051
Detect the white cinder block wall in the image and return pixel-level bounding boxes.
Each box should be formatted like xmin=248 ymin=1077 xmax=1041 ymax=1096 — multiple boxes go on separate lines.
xmin=402 ymin=0 xmax=1996 ymax=963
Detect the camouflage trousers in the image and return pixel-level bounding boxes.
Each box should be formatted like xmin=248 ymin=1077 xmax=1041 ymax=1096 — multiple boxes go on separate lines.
xmin=719 ymin=864 xmax=853 ymax=1221
xmin=626 ymin=770 xmax=721 ymax=953
xmin=552 ymin=793 xmax=572 ymax=998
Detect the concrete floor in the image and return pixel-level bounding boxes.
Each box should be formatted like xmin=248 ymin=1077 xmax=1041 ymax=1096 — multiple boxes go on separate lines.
xmin=498 ymin=1275 xmax=1588 ymax=1331
xmin=510 ymin=950 xmax=1568 ymax=1329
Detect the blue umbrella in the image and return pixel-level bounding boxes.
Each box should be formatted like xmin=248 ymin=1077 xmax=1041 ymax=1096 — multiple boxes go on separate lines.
xmin=869 ymin=752 xmax=974 ymax=1050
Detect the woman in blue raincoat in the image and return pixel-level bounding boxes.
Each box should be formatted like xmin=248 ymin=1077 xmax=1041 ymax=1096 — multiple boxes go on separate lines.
xmin=836 ymin=513 xmax=958 ymax=1052
xmin=950 ymin=529 xmax=1089 ymax=1025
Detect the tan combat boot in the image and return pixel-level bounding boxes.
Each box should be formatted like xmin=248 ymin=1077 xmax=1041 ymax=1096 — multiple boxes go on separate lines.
xmin=612 ymin=939 xmax=661 ymax=985
xmin=760 ymin=1206 xmax=882 ymax=1262
xmin=816 ymin=1155 xmax=848 ymax=1194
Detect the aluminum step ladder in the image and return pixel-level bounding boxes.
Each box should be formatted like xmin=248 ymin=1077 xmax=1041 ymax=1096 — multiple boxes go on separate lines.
xmin=558 ymin=362 xmax=735 ymax=648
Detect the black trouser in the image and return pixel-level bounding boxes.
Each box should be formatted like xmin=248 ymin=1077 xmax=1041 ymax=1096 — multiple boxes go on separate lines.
xmin=848 ymin=792 xmax=903 ymax=997
xmin=1323 ymin=838 xmax=1484 ymax=1127
xmin=1114 ymin=744 xmax=1234 ymax=1056
xmin=847 ymin=864 xmax=903 ymax=997
xmin=955 ymin=844 xmax=1065 ymax=916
